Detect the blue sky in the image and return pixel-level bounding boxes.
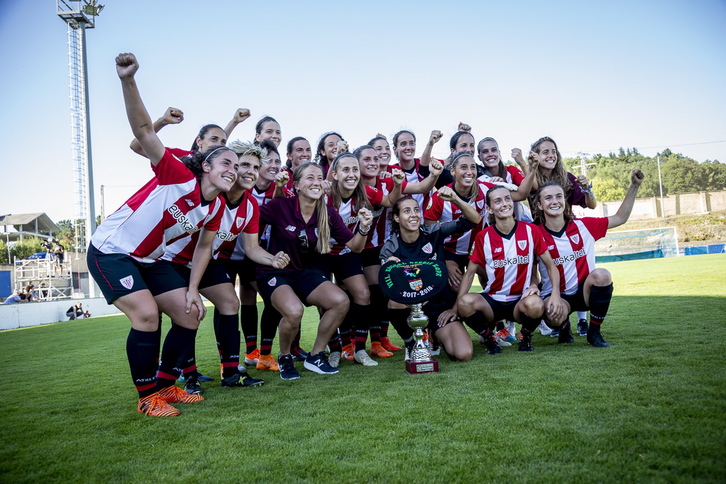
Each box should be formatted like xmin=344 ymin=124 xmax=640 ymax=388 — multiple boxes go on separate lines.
xmin=1 ymin=0 xmax=725 ymax=223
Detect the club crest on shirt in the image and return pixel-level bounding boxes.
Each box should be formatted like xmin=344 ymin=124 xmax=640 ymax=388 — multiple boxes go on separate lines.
xmin=476 ymin=200 xmax=484 ymax=210
xmin=517 ymin=240 xmax=527 ymax=250
xmin=570 ymin=234 xmax=580 ymax=245
xmin=426 ymin=199 xmax=433 ymax=210
xmin=268 ymin=277 xmax=277 ymax=287
xmin=422 ymin=242 xmax=433 ymax=254
xmin=120 ymin=275 xmax=134 ymax=290
xmin=236 ymin=217 xmax=245 ymax=228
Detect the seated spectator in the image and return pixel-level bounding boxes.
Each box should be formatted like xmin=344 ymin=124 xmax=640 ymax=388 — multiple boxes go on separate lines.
xmin=3 ymin=293 xmax=28 ymax=305
xmin=24 ymin=284 xmax=37 ymax=302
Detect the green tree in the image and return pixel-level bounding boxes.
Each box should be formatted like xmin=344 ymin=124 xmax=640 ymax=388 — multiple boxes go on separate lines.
xmin=0 ymin=239 xmax=9 ymax=264
xmin=10 ymin=237 xmax=44 ymax=260
xmin=593 ymin=177 xmax=626 ymax=201
xmin=661 ymin=155 xmax=703 ymax=194
xmin=701 ymin=161 xmax=726 ymax=191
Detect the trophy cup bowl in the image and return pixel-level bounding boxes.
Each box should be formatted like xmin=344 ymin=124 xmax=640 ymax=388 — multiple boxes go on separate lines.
xmin=378 ymin=259 xmax=448 ymax=374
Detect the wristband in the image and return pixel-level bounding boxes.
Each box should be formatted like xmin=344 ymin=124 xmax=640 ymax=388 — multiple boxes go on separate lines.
xmin=582 ymin=189 xmax=596 ymax=201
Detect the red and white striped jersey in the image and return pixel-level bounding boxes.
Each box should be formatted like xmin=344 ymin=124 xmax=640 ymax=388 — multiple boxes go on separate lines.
xmin=470 ymin=221 xmax=547 ymax=302
xmin=327 ymin=185 xmax=384 ymax=255
xmin=536 ymin=218 xmax=608 ymax=296
xmin=213 ymin=191 xmax=260 ymax=261
xmin=365 ymin=177 xmax=409 ymax=248
xmin=478 ymin=165 xmax=525 ymax=185
xmin=91 ymin=149 xmax=224 ymax=263
xmin=424 ymin=182 xmax=494 ymax=255
xmin=250 ymin=183 xmax=276 ymax=207
xmin=389 ymin=158 xmax=430 ymax=210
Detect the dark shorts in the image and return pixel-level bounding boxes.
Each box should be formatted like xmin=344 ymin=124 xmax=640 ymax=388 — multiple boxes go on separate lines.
xmin=323 ymin=252 xmax=364 ymax=282
xmin=422 ymin=289 xmax=458 ymax=335
xmin=544 ymin=285 xmax=588 ymax=313
xmin=361 ymin=246 xmax=382 ymax=268
xmin=218 ymin=257 xmax=257 ymax=287
xmin=256 ymin=268 xmax=330 ymax=305
xmin=87 ymin=244 xmax=187 ymax=304
xmin=442 ymin=251 xmax=468 ymax=270
xmin=170 ymin=258 xmax=233 ymax=290
xmin=481 ymin=293 xmax=521 ymax=323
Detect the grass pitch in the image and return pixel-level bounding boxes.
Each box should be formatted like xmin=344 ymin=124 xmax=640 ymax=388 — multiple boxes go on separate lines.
xmin=1 ymin=255 xmax=724 ymax=483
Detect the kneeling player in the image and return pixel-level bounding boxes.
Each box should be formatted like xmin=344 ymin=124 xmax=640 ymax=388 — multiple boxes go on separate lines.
xmin=533 ymin=169 xmax=644 ymax=347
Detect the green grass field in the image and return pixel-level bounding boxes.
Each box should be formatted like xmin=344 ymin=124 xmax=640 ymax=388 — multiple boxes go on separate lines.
xmin=1 ymin=255 xmax=725 ymax=483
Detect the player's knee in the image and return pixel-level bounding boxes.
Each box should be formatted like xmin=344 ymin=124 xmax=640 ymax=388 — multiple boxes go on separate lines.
xmin=590 ymin=268 xmax=612 ymax=286
xmin=521 ymin=296 xmax=545 ymax=317
xmin=456 ymin=347 xmax=473 ymax=361
xmin=457 ymin=294 xmax=478 ymax=317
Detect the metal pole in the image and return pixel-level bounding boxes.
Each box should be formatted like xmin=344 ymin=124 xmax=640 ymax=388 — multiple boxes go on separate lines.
xmin=100 ymin=184 xmax=105 ymax=222
xmin=80 ymin=22 xmax=96 ymax=237
xmin=657 ymin=156 xmax=665 ymax=218
xmin=80 ymin=22 xmax=96 ymax=298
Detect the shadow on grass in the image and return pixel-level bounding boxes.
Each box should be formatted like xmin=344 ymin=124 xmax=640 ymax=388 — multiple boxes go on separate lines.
xmin=0 ymin=295 xmax=724 ymax=483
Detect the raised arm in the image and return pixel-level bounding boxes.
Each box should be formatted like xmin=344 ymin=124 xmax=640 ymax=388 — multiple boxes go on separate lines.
xmin=576 ymin=174 xmax=598 ymax=209
xmin=116 ymin=53 xmax=165 ymax=165
xmin=608 ymin=169 xmax=644 ymax=229
xmin=511 ymin=156 xmax=538 ymax=201
xmin=420 ymin=130 xmax=443 ymax=167
xmin=382 ymin=169 xmax=405 ymax=207
xmin=403 ymin=159 xmax=443 ymax=194
xmin=438 ymin=186 xmax=482 ymax=225
xmin=511 ymin=148 xmax=530 ymax=175
xmin=344 ymin=207 xmax=373 ymax=253
xmin=223 ymin=108 xmax=251 ymax=137
xmin=129 ymin=107 xmax=184 ymax=158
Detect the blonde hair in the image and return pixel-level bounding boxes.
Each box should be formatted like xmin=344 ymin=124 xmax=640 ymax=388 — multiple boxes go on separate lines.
xmin=293 ymin=162 xmax=332 ymax=254
xmin=228 ymin=140 xmax=267 ymax=162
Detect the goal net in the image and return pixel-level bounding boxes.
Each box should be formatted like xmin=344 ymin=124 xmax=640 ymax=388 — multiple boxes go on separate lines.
xmin=595 ymin=227 xmax=679 ymax=263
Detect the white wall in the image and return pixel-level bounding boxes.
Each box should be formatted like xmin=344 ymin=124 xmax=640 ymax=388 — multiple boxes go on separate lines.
xmin=0 ymin=297 xmax=122 ymax=330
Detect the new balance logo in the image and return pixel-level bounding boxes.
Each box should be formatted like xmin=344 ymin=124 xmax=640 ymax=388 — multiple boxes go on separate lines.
xmin=285 ymin=225 xmax=297 ymax=232
xmin=184 ymin=199 xmax=195 ymax=207
xmin=494 ymin=247 xmax=503 ymax=253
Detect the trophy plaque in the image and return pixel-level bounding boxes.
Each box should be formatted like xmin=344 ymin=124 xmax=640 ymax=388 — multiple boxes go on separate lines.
xmin=378 ymin=259 xmax=448 ymax=374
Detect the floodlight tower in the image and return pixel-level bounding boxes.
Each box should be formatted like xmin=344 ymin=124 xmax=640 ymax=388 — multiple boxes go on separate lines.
xmin=56 ymin=0 xmax=103 ymax=252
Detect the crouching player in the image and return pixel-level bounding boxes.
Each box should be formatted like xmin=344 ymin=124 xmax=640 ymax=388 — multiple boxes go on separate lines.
xmin=534 ymin=169 xmax=644 ymax=347
xmin=444 ymin=186 xmax=567 ymax=352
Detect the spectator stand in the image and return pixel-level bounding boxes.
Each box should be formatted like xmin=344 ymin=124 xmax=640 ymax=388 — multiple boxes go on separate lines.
xmin=14 ymin=253 xmax=72 ymax=301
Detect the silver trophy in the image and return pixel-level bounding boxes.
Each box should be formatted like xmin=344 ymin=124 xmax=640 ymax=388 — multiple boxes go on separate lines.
xmin=379 ymin=260 xmax=447 ymax=375
xmin=405 ymin=303 xmax=439 ymax=374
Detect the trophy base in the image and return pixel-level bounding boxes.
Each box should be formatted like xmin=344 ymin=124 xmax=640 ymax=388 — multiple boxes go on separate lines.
xmin=405 ymin=359 xmax=439 ymax=375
